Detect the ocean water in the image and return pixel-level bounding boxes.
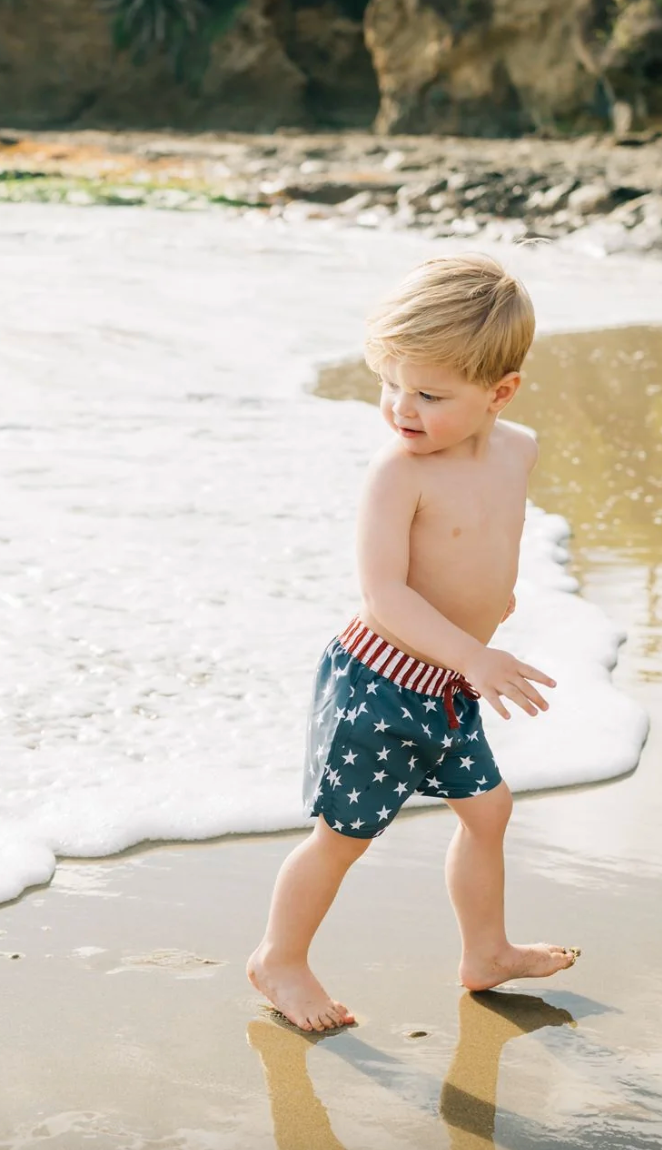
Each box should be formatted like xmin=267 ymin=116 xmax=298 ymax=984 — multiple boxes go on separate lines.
xmin=0 ymin=204 xmax=661 ymax=905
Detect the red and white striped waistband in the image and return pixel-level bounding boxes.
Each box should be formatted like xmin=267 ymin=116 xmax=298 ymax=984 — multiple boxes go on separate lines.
xmin=338 ymin=617 xmax=464 ymax=698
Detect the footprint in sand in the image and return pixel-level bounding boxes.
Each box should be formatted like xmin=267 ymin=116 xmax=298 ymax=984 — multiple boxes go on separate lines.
xmin=107 ymin=948 xmax=226 ymax=978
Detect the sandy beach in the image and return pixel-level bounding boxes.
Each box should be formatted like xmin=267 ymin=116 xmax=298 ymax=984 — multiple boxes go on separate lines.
xmin=2 ymin=719 xmax=662 ymax=1148
xmin=1 ymin=296 xmax=661 ymax=1147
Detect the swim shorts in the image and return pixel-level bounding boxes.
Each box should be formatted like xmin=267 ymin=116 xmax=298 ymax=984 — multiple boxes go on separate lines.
xmin=303 ymin=617 xmax=502 ymax=838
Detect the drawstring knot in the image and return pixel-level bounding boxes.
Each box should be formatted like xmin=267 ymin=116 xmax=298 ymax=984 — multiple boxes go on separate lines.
xmin=441 ymin=677 xmax=481 ymax=730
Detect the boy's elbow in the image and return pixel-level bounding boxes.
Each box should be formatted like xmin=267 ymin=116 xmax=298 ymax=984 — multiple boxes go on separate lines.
xmin=361 ymin=579 xmax=405 ymax=620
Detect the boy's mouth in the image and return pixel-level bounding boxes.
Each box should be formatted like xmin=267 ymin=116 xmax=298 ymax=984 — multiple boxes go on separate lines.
xmin=396 ymin=426 xmax=423 ymax=438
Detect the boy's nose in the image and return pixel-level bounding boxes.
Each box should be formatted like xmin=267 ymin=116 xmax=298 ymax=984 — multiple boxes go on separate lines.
xmin=393 ymin=390 xmax=417 ymax=418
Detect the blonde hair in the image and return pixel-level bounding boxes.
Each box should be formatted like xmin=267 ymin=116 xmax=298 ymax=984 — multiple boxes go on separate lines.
xmin=365 ymin=253 xmax=535 ymax=386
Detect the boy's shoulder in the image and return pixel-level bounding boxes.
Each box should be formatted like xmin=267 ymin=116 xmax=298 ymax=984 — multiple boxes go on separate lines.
xmin=496 ymin=418 xmax=539 ymax=470
xmin=368 ymin=438 xmax=423 ymax=479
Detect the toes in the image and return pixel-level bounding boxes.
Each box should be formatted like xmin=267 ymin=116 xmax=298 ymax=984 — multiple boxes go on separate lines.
xmin=334 ymin=1001 xmax=355 ymax=1023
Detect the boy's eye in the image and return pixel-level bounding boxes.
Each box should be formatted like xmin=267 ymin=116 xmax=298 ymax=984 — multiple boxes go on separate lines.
xmin=419 ymin=391 xmax=443 ymax=402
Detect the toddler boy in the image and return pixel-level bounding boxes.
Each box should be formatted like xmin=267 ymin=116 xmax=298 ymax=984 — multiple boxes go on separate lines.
xmin=248 ymin=253 xmax=580 ymax=1032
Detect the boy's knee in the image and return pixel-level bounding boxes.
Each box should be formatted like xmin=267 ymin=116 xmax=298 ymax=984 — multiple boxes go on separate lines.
xmin=452 ymin=781 xmax=513 ymax=837
xmin=315 ymin=815 xmax=373 ymax=861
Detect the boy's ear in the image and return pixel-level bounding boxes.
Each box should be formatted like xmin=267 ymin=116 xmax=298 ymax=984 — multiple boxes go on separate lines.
xmin=489 ymin=372 xmax=520 ymax=411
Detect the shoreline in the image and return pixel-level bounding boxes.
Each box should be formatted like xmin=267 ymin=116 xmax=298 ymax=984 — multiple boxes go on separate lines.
xmin=1 ymin=127 xmax=661 ymax=257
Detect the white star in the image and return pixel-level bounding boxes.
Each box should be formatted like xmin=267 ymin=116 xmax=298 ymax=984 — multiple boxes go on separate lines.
xmin=470 ymin=787 xmax=484 ymax=796
xmin=407 ymin=755 xmax=418 ymax=771
xmin=439 ymin=790 xmax=449 ymax=797
xmin=345 ymin=707 xmax=358 ymax=725
xmin=313 ymin=785 xmax=322 ymax=800
xmin=422 ymin=724 xmax=432 ymax=737
xmin=347 ymin=788 xmax=361 ymax=804
xmin=377 ymin=746 xmax=390 ymax=761
xmin=401 ymin=739 xmax=416 ymax=748
xmin=366 ymin=681 xmax=378 ymax=694
xmin=327 ymin=769 xmax=342 ymax=788
xmin=442 ymin=734 xmax=453 ymax=748
xmin=428 ymin=777 xmax=441 ymax=789
xmin=401 ymin=707 xmax=413 ymax=720
xmin=323 ymin=682 xmax=333 ymax=699
xmin=334 ymin=707 xmax=345 ymax=721
xmin=394 ymin=781 xmax=408 ymax=796
xmin=350 ymin=818 xmax=365 ymax=830
xmin=466 ymin=730 xmax=479 ymax=742
xmin=342 ymin=749 xmax=358 ymax=765
xmin=377 ymin=805 xmax=392 ymax=821
xmin=332 ymin=665 xmax=349 ymax=679
xmin=315 ymin=745 xmax=325 ymax=759
xmin=476 ymin=776 xmax=488 ymax=785
xmin=460 ymin=756 xmax=474 ymax=770
xmin=423 ymin=699 xmax=437 ymax=712
xmin=374 ymin=718 xmax=389 ymax=732
xmin=373 ymin=770 xmax=387 ymax=783
xmin=308 ymin=763 xmax=316 ymax=776
xmin=356 ymin=702 xmax=368 ymax=716
xmin=349 ymin=686 xmax=355 ymax=697
xmin=316 ymin=713 xmax=325 ymax=727
xmin=332 ymin=820 xmax=344 ymax=830
xmin=436 ymin=753 xmax=446 ymax=765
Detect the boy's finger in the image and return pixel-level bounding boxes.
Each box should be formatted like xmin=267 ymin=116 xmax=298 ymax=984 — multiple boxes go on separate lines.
xmin=515 ymin=679 xmax=549 ymax=712
xmin=504 ymin=684 xmax=539 ymax=717
xmin=517 ymin=662 xmax=556 ymax=688
xmin=485 ymin=689 xmax=511 ymax=721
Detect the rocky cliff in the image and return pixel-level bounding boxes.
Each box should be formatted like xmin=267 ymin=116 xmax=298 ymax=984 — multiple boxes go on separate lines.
xmin=0 ymin=0 xmax=660 ymax=135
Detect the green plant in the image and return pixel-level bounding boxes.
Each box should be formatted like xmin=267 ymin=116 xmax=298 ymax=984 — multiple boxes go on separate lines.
xmin=100 ymin=0 xmax=245 ymax=72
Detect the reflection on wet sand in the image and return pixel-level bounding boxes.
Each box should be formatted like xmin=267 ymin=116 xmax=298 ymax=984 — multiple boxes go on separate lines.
xmin=440 ymin=991 xmax=574 ymax=1148
xmin=248 ymin=1016 xmax=347 ymax=1150
xmin=248 ymin=992 xmax=578 ymax=1150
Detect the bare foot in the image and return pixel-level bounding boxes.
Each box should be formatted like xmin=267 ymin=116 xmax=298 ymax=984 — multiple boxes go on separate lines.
xmin=459 ymin=943 xmax=581 ymax=992
xmin=247 ymin=946 xmax=355 ymax=1033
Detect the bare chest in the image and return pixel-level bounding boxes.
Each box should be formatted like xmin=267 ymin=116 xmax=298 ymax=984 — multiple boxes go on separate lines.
xmin=409 ymin=465 xmax=528 ymax=585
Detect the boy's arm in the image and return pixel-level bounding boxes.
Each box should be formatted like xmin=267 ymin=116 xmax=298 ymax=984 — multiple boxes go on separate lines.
xmin=356 ymin=450 xmax=483 ymax=676
xmin=357 ymin=449 xmax=555 ymax=720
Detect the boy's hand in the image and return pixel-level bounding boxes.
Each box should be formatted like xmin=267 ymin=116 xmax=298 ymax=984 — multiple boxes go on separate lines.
xmin=463 ymin=647 xmax=556 ymax=721
xmin=501 ymin=593 xmax=516 ymax=623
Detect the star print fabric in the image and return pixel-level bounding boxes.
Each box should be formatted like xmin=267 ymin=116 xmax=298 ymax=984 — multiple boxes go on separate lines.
xmin=303 ymin=634 xmax=502 ymax=839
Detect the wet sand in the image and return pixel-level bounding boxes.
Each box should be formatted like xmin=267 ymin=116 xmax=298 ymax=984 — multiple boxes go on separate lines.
xmin=2 ymin=328 xmax=662 ymax=1148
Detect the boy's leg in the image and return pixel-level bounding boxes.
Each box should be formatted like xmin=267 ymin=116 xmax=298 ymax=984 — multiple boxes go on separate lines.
xmin=248 ymin=815 xmax=371 ymax=1032
xmin=444 ymin=781 xmax=578 ymax=991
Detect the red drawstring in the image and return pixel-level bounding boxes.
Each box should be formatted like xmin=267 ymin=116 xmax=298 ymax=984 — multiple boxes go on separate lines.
xmin=441 ymin=677 xmax=481 ymax=730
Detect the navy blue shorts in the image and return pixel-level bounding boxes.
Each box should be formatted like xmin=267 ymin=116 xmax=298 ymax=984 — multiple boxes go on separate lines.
xmin=303 ymin=618 xmax=502 ymax=839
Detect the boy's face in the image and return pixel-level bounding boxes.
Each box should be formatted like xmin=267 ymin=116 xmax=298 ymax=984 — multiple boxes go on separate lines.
xmin=378 ymin=358 xmax=519 ymax=454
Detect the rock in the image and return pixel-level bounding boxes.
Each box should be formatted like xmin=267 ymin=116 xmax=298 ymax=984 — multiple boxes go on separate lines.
xmin=365 ymin=0 xmax=662 ymax=137
xmin=527 ymin=181 xmax=577 ymax=212
xmin=0 ymin=0 xmax=307 ymax=131
xmin=336 ymin=190 xmax=376 ymax=214
xmin=356 ymin=203 xmax=393 ymax=227
xmin=567 ymin=183 xmax=613 ymax=215
xmin=281 ymin=1 xmax=380 ymax=129
xmin=562 ymin=192 xmax=662 ymax=255
xmin=382 ymin=149 xmax=406 ymax=171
